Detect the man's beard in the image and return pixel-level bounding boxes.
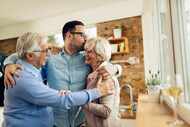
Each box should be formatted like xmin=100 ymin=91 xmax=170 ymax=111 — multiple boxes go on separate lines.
xmin=72 ymin=41 xmax=85 ymax=52
xmin=76 ymin=43 xmax=85 ymax=52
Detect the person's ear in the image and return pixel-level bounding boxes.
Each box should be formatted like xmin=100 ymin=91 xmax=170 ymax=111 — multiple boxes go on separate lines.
xmin=66 ymin=32 xmax=72 ymax=39
xmin=25 ymin=53 xmax=34 ymax=61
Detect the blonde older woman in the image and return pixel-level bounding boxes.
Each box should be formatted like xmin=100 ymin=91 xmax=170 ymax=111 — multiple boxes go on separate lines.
xmin=83 ymin=37 xmax=120 ymax=127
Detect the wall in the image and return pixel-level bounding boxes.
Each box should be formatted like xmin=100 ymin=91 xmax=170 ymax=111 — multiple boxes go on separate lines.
xmin=0 ymin=38 xmax=17 ymax=55
xmin=0 ymin=0 xmax=143 ymax=40
xmin=97 ymin=16 xmax=145 ymax=105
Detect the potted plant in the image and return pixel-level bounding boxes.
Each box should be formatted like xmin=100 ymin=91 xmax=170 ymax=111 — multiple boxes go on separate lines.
xmin=113 ymin=25 xmax=122 ymax=38
xmin=146 ymin=70 xmax=161 ymax=94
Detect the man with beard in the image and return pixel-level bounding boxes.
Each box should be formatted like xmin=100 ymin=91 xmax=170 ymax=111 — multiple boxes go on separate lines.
xmin=4 ymin=20 xmax=121 ymax=127
xmin=46 ymin=21 xmax=92 ymax=127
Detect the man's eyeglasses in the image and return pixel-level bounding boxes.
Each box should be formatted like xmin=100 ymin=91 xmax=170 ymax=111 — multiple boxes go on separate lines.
xmin=70 ymin=32 xmax=86 ymax=37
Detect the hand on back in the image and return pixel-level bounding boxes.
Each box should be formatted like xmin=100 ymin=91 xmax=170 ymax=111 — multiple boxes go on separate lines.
xmin=4 ymin=64 xmax=22 ymax=88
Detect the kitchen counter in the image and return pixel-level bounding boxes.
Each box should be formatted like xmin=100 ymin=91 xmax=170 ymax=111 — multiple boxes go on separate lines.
xmin=136 ymin=94 xmax=190 ymax=127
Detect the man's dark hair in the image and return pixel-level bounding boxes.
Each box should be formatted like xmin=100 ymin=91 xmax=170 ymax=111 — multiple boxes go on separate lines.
xmin=62 ymin=20 xmax=84 ymax=40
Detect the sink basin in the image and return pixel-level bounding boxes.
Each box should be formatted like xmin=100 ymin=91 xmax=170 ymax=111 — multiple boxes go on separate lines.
xmin=119 ymin=104 xmax=137 ymax=119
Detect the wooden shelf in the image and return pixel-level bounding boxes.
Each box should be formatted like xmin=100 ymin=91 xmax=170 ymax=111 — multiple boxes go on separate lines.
xmin=111 ymin=52 xmax=128 ymax=55
xmin=108 ymin=37 xmax=128 ymax=44
xmin=111 ymin=60 xmax=128 ymax=64
xmin=108 ymin=37 xmax=129 ymax=53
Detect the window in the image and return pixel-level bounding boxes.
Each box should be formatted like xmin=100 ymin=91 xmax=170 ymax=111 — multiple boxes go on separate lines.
xmin=154 ymin=0 xmax=190 ymax=102
xmin=85 ymin=26 xmax=97 ymax=38
xmin=182 ymin=0 xmax=190 ymax=102
xmin=169 ymin=0 xmax=190 ymax=102
xmin=54 ymin=34 xmax=64 ymax=47
xmin=157 ymin=0 xmax=175 ymax=83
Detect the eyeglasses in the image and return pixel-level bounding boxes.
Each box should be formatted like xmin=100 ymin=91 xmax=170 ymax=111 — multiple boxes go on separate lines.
xmin=32 ymin=48 xmax=51 ymax=53
xmin=70 ymin=32 xmax=86 ymax=37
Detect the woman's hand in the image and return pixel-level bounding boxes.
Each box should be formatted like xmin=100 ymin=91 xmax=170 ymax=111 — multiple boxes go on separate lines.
xmin=97 ymin=67 xmax=111 ymax=80
xmin=96 ymin=76 xmax=114 ymax=97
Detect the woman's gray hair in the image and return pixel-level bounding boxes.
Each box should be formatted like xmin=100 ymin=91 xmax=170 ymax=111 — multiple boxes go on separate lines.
xmin=16 ymin=32 xmax=43 ymax=59
xmin=85 ymin=37 xmax=112 ymax=61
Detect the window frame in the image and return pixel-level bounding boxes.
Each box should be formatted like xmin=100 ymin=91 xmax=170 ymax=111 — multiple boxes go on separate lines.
xmin=170 ymin=0 xmax=190 ymax=102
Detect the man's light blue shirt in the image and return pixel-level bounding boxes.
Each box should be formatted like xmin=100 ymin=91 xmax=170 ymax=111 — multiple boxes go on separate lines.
xmin=3 ymin=59 xmax=100 ymax=127
xmin=45 ymin=50 xmax=91 ymax=127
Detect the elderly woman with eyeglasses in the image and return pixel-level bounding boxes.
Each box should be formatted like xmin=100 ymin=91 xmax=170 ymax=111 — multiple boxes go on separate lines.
xmin=83 ymin=37 xmax=121 ymax=127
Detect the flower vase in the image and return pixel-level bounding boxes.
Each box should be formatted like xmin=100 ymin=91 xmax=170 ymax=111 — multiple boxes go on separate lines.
xmin=147 ymin=85 xmax=161 ymax=95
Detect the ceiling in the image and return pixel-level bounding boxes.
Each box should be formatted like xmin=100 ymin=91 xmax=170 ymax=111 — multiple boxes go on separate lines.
xmin=0 ymin=0 xmax=126 ymax=27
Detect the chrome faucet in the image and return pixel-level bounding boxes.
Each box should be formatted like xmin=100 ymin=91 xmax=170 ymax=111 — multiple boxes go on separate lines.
xmin=121 ymin=83 xmax=135 ymax=114
xmin=122 ymin=83 xmax=133 ymax=106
